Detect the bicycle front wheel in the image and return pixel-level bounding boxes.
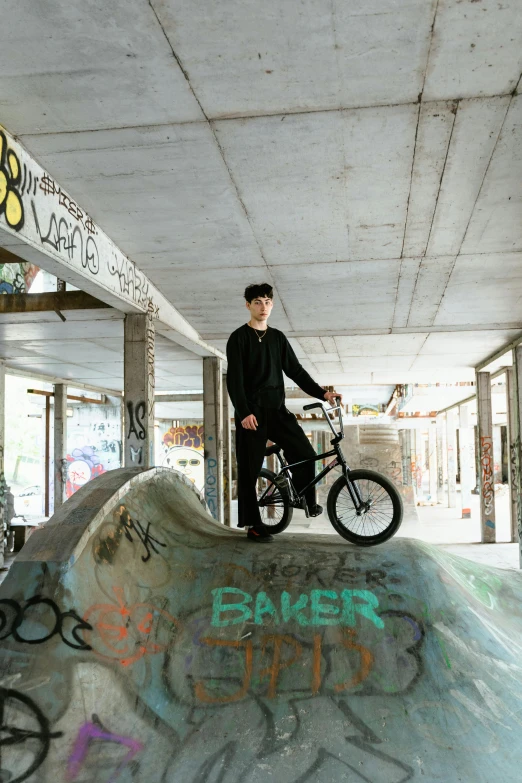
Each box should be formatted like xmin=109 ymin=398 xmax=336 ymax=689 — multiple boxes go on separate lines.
xmin=256 ymin=468 xmax=293 ymax=534
xmin=327 ymin=469 xmax=403 ymax=546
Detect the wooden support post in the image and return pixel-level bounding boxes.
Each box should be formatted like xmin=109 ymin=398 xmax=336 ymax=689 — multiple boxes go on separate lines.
xmin=476 ymin=371 xmax=496 ymax=543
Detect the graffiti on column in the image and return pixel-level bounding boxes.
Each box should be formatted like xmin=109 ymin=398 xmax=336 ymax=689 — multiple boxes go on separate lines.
xmin=480 ymin=436 xmax=494 ymax=518
xmin=146 ymin=299 xmax=156 ymax=422
xmin=205 ymin=454 xmax=218 ymax=518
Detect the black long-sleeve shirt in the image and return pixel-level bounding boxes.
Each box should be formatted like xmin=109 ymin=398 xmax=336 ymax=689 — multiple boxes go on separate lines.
xmin=226 ymin=323 xmax=325 ymax=420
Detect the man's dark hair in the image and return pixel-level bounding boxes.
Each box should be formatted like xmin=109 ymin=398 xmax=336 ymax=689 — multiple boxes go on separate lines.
xmin=244 ymin=283 xmax=274 ymax=302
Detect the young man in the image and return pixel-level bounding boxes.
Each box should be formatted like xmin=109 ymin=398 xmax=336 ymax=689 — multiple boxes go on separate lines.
xmin=226 ymin=283 xmax=342 ymax=542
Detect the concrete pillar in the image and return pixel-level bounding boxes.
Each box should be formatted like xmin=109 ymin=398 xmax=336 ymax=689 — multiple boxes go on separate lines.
xmin=401 ymin=429 xmax=412 ymax=487
xmin=0 ymin=364 xmax=5 ymax=568
xmin=53 ymin=384 xmax=67 ymax=510
xmin=446 ymin=410 xmax=457 ymax=508
xmin=506 ymin=367 xmax=519 ymax=543
xmin=436 ymin=415 xmax=445 ymax=504
xmin=428 ymin=423 xmax=437 ymax=502
xmin=512 ymin=348 xmax=522 ymax=564
xmin=124 ymin=312 xmax=155 ymax=468
xmin=203 ymin=357 xmax=224 ymax=523
xmin=459 ymin=404 xmax=473 ymax=519
xmin=222 ymin=375 xmax=232 ymax=527
xmin=476 ymin=371 xmax=496 ymax=543
xmin=415 ymin=429 xmax=423 ymax=500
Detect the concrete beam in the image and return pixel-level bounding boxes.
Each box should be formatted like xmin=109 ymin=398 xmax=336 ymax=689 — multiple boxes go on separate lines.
xmin=53 ymin=383 xmax=67 ymax=510
xmin=203 ymin=357 xmax=224 ymax=523
xmin=428 ymin=423 xmax=437 ymax=502
xmin=0 ymin=127 xmax=224 ymax=360
xmin=124 ymin=312 xmax=155 ymax=468
xmin=476 ymin=371 xmax=496 ymax=543
xmin=155 ymin=393 xmax=204 ymax=403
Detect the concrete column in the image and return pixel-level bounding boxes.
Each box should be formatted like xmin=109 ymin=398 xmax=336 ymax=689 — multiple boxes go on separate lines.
xmin=459 ymin=405 xmax=473 ymax=519
xmin=415 ymin=429 xmax=423 ymax=500
xmin=401 ymin=430 xmax=412 ymax=487
xmin=53 ymin=384 xmax=67 ymax=509
xmin=476 ymin=371 xmax=495 ymax=543
xmin=446 ymin=410 xmax=457 ymax=508
xmin=124 ymin=312 xmax=155 ymax=468
xmin=512 ymin=347 xmax=522 ymax=564
xmin=436 ymin=415 xmax=445 ymax=503
xmin=428 ymin=423 xmax=437 ymax=502
xmin=506 ymin=367 xmax=519 ymax=543
xmin=0 ymin=364 xmax=5 ymax=568
xmin=222 ymin=375 xmax=232 ymax=527
xmin=203 ymin=357 xmax=224 ymax=522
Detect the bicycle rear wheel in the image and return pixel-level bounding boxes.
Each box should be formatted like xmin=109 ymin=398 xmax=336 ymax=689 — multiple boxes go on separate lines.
xmin=256 ymin=468 xmax=293 ymax=534
xmin=327 ymin=469 xmax=403 ymax=546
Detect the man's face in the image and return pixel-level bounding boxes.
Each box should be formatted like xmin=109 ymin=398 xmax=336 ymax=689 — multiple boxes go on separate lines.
xmin=246 ymin=296 xmax=273 ymax=322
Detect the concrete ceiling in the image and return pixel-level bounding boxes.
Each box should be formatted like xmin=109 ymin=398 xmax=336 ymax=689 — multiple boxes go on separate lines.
xmin=2 ymin=0 xmax=522 ymax=405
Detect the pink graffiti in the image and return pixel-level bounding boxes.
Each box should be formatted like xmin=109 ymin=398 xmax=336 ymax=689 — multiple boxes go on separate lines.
xmin=66 ymin=720 xmax=143 ymax=782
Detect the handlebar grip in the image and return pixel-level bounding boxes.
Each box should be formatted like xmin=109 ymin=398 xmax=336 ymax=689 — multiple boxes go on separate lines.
xmin=303 ymin=402 xmax=323 ymax=411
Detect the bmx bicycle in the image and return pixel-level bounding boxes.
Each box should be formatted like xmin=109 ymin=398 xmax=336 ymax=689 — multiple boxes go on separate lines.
xmin=256 ymin=397 xmax=403 ymax=546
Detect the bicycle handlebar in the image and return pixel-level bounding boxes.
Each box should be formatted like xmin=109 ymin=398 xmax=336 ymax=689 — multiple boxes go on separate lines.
xmin=302 ymin=396 xmax=344 ymax=440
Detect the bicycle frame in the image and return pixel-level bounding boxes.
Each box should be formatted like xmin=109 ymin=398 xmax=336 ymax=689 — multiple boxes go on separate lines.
xmin=260 ymin=399 xmax=366 ymax=513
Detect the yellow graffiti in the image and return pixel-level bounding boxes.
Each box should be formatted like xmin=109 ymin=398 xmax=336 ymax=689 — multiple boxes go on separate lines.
xmin=0 ymin=132 xmax=24 ymax=231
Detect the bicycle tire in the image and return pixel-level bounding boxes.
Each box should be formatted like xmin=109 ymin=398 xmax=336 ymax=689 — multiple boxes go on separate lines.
xmin=327 ymin=469 xmax=403 ymax=546
xmin=256 ymin=468 xmax=293 ymax=534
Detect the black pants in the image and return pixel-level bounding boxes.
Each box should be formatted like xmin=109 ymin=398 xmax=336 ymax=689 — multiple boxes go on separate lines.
xmin=235 ymin=405 xmax=317 ymax=528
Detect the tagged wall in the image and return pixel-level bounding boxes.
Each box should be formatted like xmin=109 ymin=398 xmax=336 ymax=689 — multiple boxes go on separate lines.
xmin=66 ymin=402 xmax=122 ymax=498
xmin=1 ymin=467 xmax=521 ymax=782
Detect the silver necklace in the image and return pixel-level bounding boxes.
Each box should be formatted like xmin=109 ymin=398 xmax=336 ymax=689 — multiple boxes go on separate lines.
xmin=250 ymin=323 xmax=268 ymax=343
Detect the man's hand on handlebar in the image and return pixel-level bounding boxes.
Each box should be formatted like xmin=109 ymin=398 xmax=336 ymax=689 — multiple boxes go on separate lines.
xmin=323 ymin=391 xmax=343 ymax=406
xmin=241 ymin=413 xmax=258 ymax=430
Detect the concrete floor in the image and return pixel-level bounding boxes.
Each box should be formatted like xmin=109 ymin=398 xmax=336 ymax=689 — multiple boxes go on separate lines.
xmin=231 ymin=483 xmax=521 ymax=571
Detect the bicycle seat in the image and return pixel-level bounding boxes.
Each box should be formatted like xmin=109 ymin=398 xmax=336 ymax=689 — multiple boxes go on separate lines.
xmin=265 ymin=444 xmax=282 ymax=457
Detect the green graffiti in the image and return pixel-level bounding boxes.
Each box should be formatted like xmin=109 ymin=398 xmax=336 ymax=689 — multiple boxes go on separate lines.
xmin=211 ymin=587 xmax=384 ymax=629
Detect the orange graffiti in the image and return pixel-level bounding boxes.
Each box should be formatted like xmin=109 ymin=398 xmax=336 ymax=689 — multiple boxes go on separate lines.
xmin=163 ymin=424 xmax=204 ymax=449
xmin=260 ymin=634 xmax=303 ymax=698
xmin=334 ymin=628 xmax=373 ymax=692
xmin=83 ymin=587 xmax=179 ymax=667
xmin=312 ymin=633 xmax=322 ymax=696
xmin=195 ymin=637 xmax=253 ymax=704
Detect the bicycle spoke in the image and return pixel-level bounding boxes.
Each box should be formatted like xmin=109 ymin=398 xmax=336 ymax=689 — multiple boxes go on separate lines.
xmin=334 ymin=477 xmax=395 ymax=538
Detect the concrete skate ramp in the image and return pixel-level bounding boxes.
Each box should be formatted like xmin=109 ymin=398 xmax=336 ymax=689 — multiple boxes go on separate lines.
xmin=1 ymin=467 xmax=522 ymax=783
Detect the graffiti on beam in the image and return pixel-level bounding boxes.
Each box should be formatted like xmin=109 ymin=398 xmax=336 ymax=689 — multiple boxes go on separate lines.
xmin=0 ymin=131 xmax=24 ymax=231
xmin=107 ymin=252 xmax=151 ymax=309
xmin=204 ymin=455 xmax=218 ymax=519
xmin=39 ymin=174 xmax=96 ymax=233
xmin=31 ymin=201 xmax=100 ymax=275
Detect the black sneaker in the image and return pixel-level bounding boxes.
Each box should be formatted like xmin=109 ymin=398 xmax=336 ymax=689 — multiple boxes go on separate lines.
xmin=309 ymin=504 xmax=323 ymax=517
xmin=247 ymin=527 xmax=274 ymax=543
